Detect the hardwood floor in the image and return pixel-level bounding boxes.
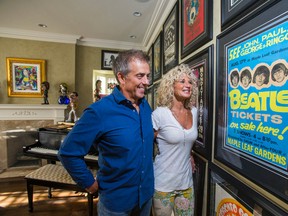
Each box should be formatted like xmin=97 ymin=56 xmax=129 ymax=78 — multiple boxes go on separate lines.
xmin=0 ymin=178 xmax=98 ymax=216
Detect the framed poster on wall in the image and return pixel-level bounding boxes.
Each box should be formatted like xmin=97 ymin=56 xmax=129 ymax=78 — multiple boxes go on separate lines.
xmin=6 ymin=57 xmax=46 ymax=97
xmin=163 ymin=2 xmax=179 ymax=73
xmin=215 ymin=0 xmax=288 ymax=202
xmin=221 ymin=0 xmax=279 ymax=30
xmin=192 ymin=153 xmax=207 ymax=216
xmin=184 ymin=45 xmax=213 ymax=159
xmin=153 ymin=31 xmax=162 ymax=82
xmin=208 ymin=164 xmax=287 ymax=216
xmin=147 ymin=45 xmax=154 ymax=86
xmin=101 ymin=50 xmax=119 ymax=70
xmin=180 ymin=0 xmax=212 ymax=58
xmin=152 ymin=82 xmax=160 ymax=110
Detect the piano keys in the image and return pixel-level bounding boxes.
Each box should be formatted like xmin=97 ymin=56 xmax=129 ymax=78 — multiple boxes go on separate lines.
xmin=23 ymin=125 xmax=98 ymax=168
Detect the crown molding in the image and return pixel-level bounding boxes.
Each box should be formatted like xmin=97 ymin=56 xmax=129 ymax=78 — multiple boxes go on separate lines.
xmin=77 ymin=38 xmax=144 ymax=50
xmin=142 ymin=0 xmax=177 ymax=50
xmin=0 ymin=27 xmax=80 ymax=44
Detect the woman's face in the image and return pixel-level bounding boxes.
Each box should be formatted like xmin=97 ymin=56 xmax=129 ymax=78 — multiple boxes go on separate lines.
xmin=273 ymin=68 xmax=285 ymax=82
xmin=97 ymin=81 xmax=102 ymax=89
xmin=173 ymin=75 xmax=192 ymax=100
xmin=255 ymin=73 xmax=267 ymax=86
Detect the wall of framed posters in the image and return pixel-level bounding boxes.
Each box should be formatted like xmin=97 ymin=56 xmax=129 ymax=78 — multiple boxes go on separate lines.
xmin=215 ymin=0 xmax=288 ymax=203
xmin=184 ymin=45 xmax=214 ymax=160
xmin=208 ymin=164 xmax=287 ymax=216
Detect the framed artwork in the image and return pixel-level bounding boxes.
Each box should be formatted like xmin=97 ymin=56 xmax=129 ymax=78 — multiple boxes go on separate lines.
xmin=145 ymin=86 xmax=154 ymax=109
xmin=192 ymin=152 xmax=207 ymax=216
xmin=180 ymin=0 xmax=212 ymax=58
xmin=208 ymin=164 xmax=287 ymax=216
xmin=163 ymin=2 xmax=179 ymax=74
xmin=101 ymin=50 xmax=119 ymax=70
xmin=147 ymin=45 xmax=154 ymax=86
xmin=184 ymin=45 xmax=213 ymax=159
xmin=152 ymin=82 xmax=160 ymax=110
xmin=221 ymin=0 xmax=279 ymax=30
xmin=6 ymin=57 xmax=46 ymax=97
xmin=215 ymin=1 xmax=288 ymax=202
xmin=153 ymin=31 xmax=162 ymax=82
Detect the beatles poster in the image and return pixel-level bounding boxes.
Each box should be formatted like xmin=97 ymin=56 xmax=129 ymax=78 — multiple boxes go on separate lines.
xmin=216 ymin=2 xmax=288 ymax=202
xmin=225 ymin=18 xmax=288 ymax=176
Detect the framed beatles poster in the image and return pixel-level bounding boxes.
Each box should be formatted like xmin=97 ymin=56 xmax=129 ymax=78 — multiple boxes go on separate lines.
xmin=221 ymin=0 xmax=279 ymax=30
xmin=163 ymin=2 xmax=179 ymax=73
xmin=208 ymin=164 xmax=287 ymax=216
xmin=184 ymin=45 xmax=213 ymax=160
xmin=180 ymin=0 xmax=212 ymax=58
xmin=215 ymin=0 xmax=288 ymax=202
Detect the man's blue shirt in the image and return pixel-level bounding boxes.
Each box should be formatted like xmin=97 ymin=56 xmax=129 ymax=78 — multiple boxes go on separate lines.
xmin=58 ymin=87 xmax=154 ymax=212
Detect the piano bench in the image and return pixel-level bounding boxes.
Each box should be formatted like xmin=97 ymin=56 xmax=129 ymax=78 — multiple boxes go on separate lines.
xmin=25 ymin=164 xmax=97 ymax=216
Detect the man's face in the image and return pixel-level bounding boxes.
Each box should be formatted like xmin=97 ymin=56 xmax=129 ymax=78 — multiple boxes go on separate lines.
xmin=255 ymin=73 xmax=266 ymax=86
xmin=273 ymin=68 xmax=285 ymax=82
xmin=241 ymin=76 xmax=250 ymax=87
xmin=118 ymin=59 xmax=150 ymax=103
xmin=231 ymin=76 xmax=238 ymax=87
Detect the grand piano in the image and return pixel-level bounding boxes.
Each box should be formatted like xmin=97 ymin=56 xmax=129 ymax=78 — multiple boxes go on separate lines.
xmin=23 ymin=123 xmax=99 ymax=168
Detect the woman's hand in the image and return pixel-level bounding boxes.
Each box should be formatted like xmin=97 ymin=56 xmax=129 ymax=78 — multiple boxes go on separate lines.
xmin=190 ymin=155 xmax=196 ymax=173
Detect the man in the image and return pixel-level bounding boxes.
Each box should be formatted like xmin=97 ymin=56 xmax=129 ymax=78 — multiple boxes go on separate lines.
xmin=58 ymin=49 xmax=154 ymax=215
xmin=253 ymin=65 xmax=270 ymax=88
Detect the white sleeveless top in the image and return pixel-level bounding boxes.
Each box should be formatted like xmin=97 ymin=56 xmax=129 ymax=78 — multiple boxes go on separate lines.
xmin=152 ymin=106 xmax=198 ymax=192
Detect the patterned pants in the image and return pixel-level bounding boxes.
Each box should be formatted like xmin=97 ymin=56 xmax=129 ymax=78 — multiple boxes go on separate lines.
xmin=152 ymin=187 xmax=194 ymax=216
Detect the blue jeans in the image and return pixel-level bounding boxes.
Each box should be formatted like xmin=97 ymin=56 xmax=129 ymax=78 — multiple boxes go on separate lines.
xmin=97 ymin=198 xmax=152 ymax=216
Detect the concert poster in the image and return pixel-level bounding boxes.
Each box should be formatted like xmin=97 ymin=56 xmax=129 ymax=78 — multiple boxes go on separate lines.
xmin=216 ymin=1 xmax=288 ymax=202
xmin=182 ymin=0 xmax=204 ymax=47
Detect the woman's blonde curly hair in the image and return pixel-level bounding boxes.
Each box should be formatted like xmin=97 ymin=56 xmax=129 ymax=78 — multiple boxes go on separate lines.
xmin=156 ymin=64 xmax=198 ymax=109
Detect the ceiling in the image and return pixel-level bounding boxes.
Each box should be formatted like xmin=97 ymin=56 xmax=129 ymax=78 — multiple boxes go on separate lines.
xmin=0 ymin=0 xmax=176 ymax=50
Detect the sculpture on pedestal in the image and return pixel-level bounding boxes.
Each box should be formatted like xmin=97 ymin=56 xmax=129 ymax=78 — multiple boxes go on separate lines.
xmin=58 ymin=83 xmax=70 ymax=105
xmin=41 ymin=81 xmax=50 ymax=105
xmin=66 ymin=91 xmax=79 ymax=123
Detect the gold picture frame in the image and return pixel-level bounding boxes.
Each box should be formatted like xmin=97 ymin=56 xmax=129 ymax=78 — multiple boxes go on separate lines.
xmin=6 ymin=57 xmax=46 ymax=97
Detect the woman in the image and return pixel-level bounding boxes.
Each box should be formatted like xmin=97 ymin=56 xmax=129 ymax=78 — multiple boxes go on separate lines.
xmin=93 ymin=79 xmax=102 ymax=102
xmin=152 ymin=64 xmax=198 ymax=216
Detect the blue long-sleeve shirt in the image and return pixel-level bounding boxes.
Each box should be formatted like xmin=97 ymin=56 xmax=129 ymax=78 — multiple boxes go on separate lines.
xmin=58 ymin=86 xmax=154 ymax=212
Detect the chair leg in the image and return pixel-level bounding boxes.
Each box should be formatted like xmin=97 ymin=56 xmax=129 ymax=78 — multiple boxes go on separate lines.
xmin=48 ymin=187 xmax=52 ymax=198
xmin=87 ymin=193 xmax=93 ymax=216
xmin=26 ymin=181 xmax=34 ymax=212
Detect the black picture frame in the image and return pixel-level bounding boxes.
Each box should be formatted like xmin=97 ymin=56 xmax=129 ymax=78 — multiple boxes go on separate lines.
xmin=153 ymin=31 xmax=162 ymax=82
xmin=180 ymin=0 xmax=212 ymax=59
xmin=192 ymin=152 xmax=207 ymax=216
xmin=208 ymin=164 xmax=287 ymax=216
xmin=147 ymin=45 xmax=154 ymax=86
xmin=215 ymin=1 xmax=288 ymax=202
xmin=184 ymin=45 xmax=213 ymax=160
xmin=145 ymin=86 xmax=154 ymax=110
xmin=101 ymin=50 xmax=119 ymax=70
xmin=152 ymin=82 xmax=160 ymax=110
xmin=221 ymin=0 xmax=279 ymax=30
xmin=163 ymin=2 xmax=179 ymax=74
